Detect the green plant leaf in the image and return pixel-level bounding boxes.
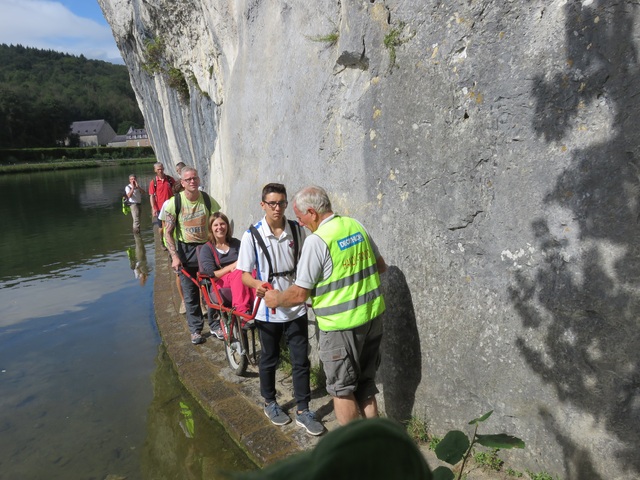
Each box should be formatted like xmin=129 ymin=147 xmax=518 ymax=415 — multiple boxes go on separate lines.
xmin=476 ymin=434 xmax=525 ymax=449
xmin=435 ymin=430 xmax=470 ymax=464
xmin=469 ymin=410 xmax=493 ymax=425
xmin=432 ymin=466 xmax=455 ymax=480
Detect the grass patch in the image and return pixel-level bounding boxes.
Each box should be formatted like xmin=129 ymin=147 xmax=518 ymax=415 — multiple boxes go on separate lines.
xmin=168 ymin=67 xmax=190 ymax=101
xmin=428 ymin=434 xmax=441 ymax=451
xmin=526 ymin=471 xmax=561 ymax=480
xmin=405 ymin=416 xmax=430 ymax=443
xmin=307 ymin=31 xmax=339 ymax=45
xmin=310 ymin=363 xmax=326 ymax=390
xmin=473 ymin=448 xmax=504 ymax=472
xmin=277 ymin=344 xmax=326 ymax=390
xmin=0 ymin=157 xmax=156 ymax=174
xmin=384 ymin=21 xmax=412 ymax=71
xmin=142 ymin=36 xmax=165 ymax=75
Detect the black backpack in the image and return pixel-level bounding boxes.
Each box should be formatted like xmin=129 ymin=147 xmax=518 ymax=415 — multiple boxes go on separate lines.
xmin=249 ymin=220 xmax=300 ymax=283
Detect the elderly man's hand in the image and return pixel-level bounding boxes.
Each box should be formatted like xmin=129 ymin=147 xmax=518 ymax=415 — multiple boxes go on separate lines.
xmin=264 ymin=289 xmax=280 ymax=309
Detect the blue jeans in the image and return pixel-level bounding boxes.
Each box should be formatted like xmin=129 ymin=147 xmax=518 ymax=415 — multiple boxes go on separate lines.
xmin=256 ymin=314 xmax=311 ymax=412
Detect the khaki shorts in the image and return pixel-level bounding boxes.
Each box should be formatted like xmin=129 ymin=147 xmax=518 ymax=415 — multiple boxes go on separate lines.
xmin=318 ymin=316 xmax=383 ymax=401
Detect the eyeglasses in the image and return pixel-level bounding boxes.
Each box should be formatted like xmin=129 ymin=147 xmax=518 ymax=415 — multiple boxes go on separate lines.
xmin=182 ymin=176 xmax=199 ymax=183
xmin=263 ymin=201 xmax=288 ymax=209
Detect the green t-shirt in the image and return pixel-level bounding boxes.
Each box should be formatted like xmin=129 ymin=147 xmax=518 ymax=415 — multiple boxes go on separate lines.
xmin=164 ymin=192 xmax=221 ymax=243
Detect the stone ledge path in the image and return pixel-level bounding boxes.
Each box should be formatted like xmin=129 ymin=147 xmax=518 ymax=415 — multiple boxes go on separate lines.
xmin=152 ymin=238 xmax=339 ymax=467
xmin=153 ymin=238 xmax=512 ymax=479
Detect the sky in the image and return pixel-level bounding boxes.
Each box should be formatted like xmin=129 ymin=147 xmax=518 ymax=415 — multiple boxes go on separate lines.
xmin=0 ymin=0 xmax=123 ymax=64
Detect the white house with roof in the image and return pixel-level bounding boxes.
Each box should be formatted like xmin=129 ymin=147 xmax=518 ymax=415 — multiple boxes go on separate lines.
xmin=69 ymin=120 xmax=117 ymax=147
xmin=125 ymin=126 xmax=151 ymax=147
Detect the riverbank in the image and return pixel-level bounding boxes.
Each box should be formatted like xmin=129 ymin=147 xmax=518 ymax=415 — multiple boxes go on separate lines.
xmin=0 ymin=157 xmax=156 ymax=174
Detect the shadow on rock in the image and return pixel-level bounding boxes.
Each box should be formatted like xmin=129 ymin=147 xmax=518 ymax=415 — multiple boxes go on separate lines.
xmin=379 ymin=266 xmax=422 ymax=422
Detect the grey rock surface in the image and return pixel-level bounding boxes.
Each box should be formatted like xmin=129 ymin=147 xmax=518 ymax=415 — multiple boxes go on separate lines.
xmin=99 ymin=1 xmax=640 ymax=478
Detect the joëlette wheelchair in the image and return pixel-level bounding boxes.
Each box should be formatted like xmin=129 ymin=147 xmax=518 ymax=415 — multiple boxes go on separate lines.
xmin=182 ymin=268 xmax=272 ymax=376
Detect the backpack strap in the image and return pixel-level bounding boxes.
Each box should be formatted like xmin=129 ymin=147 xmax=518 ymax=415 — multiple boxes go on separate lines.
xmin=288 ymin=219 xmax=299 ymax=270
xmin=174 ymin=192 xmax=185 ymax=262
xmin=250 ymin=225 xmax=274 ymax=283
xmin=249 ymin=221 xmax=300 ymax=284
xmin=201 ymin=191 xmax=212 ymax=213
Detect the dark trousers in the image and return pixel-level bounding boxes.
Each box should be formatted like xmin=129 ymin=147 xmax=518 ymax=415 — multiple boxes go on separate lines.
xmin=256 ymin=314 xmax=311 ymax=412
xmin=179 ymin=266 xmax=203 ymax=334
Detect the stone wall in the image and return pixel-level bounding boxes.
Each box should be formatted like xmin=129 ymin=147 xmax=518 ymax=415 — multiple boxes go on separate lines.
xmin=98 ymin=1 xmax=640 ymax=478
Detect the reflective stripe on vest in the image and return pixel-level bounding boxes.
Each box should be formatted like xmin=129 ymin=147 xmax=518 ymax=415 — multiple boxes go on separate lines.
xmin=312 ymin=216 xmax=385 ymax=331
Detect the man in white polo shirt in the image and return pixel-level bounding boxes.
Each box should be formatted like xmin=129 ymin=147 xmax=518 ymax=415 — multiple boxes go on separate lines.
xmin=237 ymin=182 xmax=324 ymax=436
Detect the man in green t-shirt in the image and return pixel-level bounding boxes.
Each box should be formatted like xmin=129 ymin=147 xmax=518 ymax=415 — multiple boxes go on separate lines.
xmin=164 ymin=166 xmax=221 ymax=345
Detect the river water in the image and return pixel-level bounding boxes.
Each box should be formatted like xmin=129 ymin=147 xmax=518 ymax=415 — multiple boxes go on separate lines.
xmin=0 ymin=164 xmax=255 ymax=479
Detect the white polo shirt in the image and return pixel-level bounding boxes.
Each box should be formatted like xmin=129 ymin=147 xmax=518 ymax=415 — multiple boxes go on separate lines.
xmin=237 ymin=216 xmax=307 ymax=323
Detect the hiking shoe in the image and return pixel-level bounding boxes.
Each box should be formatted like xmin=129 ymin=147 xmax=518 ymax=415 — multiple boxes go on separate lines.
xmin=264 ymin=401 xmax=291 ymax=426
xmin=295 ymin=410 xmax=324 ymax=436
xmin=179 ymin=301 xmax=186 ymax=314
xmin=210 ymin=327 xmax=224 ymax=340
xmin=191 ymin=333 xmax=205 ymax=345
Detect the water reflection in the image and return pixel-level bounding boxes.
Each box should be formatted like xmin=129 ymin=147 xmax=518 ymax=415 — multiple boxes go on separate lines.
xmin=0 ymin=165 xmax=254 ymax=479
xmin=0 ymin=166 xmax=157 ymax=281
xmin=141 ymin=346 xmax=257 ymax=480
xmin=129 ymin=233 xmax=150 ymax=286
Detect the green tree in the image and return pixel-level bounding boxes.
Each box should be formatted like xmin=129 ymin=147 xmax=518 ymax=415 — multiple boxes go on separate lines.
xmin=0 ymin=43 xmax=144 ymax=148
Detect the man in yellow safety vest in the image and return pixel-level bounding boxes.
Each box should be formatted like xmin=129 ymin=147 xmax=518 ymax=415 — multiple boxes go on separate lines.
xmin=265 ymin=185 xmax=387 ymax=425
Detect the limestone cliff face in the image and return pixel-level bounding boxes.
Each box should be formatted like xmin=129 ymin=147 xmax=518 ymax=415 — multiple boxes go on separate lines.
xmin=98 ymin=1 xmax=640 ymax=477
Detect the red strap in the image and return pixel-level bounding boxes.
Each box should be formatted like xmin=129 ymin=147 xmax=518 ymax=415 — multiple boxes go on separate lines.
xmin=207 ymin=242 xmax=222 ymax=270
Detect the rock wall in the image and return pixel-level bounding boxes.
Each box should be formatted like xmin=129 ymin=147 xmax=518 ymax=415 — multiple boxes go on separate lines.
xmin=98 ymin=1 xmax=640 ymax=478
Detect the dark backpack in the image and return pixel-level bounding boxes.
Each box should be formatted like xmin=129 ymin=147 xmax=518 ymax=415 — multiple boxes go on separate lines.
xmin=249 ymin=220 xmax=300 ymax=283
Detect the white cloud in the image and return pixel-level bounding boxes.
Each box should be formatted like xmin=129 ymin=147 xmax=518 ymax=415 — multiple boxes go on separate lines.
xmin=0 ymin=0 xmax=123 ymax=64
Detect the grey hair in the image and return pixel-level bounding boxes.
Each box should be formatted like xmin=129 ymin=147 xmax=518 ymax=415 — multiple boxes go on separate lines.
xmin=153 ymin=162 xmax=164 ymax=169
xmin=180 ymin=166 xmax=198 ymax=179
xmin=293 ymin=186 xmax=332 ymax=214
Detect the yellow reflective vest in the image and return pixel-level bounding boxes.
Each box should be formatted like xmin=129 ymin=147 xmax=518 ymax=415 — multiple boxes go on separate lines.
xmin=311 ymin=216 xmax=385 ymax=331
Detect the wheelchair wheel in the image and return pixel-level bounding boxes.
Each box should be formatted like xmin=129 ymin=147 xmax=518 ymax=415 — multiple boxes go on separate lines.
xmin=225 ymin=315 xmax=248 ymax=376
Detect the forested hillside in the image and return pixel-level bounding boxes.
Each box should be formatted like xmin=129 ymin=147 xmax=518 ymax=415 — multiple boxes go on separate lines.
xmin=0 ymin=44 xmax=144 ymax=148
